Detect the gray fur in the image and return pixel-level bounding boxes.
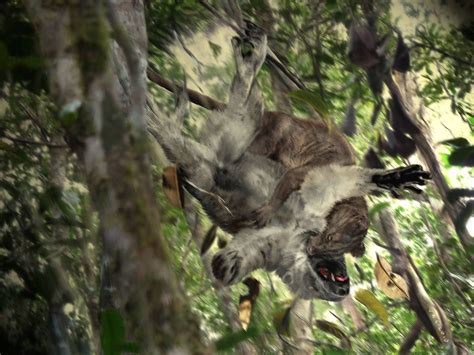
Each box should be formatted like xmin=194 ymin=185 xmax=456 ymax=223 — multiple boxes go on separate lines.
xmin=148 ymin=29 xmax=427 ymax=300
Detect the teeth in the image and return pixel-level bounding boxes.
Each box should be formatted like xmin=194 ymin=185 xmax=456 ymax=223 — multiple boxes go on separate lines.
xmin=330 ymin=273 xmax=335 ymax=282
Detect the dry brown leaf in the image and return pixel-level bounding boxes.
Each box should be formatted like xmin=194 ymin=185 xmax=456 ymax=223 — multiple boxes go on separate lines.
xmin=162 ymin=165 xmax=184 ymax=208
xmin=238 ymin=299 xmax=252 ymax=331
xmin=200 ymin=225 xmax=217 ymax=255
xmin=238 ymin=278 xmax=260 ymax=331
xmin=374 ymin=254 xmax=409 ymax=299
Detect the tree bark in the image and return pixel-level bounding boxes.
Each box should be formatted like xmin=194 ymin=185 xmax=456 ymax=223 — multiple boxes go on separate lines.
xmin=24 ymin=1 xmax=204 ymax=352
xmin=44 ymin=134 xmax=94 ymax=355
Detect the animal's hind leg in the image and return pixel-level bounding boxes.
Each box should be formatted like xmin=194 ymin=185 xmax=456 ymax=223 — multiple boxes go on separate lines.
xmin=202 ymin=23 xmax=268 ymax=165
xmin=227 ymin=22 xmax=267 ymax=121
xmin=147 ymin=92 xmax=216 ymax=190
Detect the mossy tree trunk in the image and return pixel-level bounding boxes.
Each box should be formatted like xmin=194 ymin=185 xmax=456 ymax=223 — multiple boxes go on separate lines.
xmin=24 ymin=0 xmax=205 ymax=352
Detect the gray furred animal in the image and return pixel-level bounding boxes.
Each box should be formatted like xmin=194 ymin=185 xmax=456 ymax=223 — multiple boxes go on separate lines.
xmin=148 ymin=28 xmax=430 ymax=300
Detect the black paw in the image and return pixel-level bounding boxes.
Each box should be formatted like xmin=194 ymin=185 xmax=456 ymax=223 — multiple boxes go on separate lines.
xmin=372 ymin=164 xmax=431 ymax=197
xmin=211 ymin=250 xmax=243 ymax=285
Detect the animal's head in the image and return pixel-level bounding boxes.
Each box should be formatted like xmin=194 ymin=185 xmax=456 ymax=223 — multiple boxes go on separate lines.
xmin=276 ymin=249 xmax=350 ymax=301
xmin=306 ymin=197 xmax=368 ymax=258
xmin=301 ymin=255 xmax=350 ymax=300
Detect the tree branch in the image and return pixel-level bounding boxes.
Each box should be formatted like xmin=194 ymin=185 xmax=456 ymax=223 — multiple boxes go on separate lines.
xmin=2 ymin=135 xmax=68 ymax=148
xmin=147 ymin=66 xmax=225 ymax=111
xmin=411 ymin=42 xmax=472 ymax=67
xmin=399 ymin=319 xmax=423 ymax=354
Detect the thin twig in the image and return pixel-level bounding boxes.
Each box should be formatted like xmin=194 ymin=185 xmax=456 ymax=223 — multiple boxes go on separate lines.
xmin=2 ymin=135 xmax=68 ymax=148
xmin=411 ymin=42 xmax=472 ymax=67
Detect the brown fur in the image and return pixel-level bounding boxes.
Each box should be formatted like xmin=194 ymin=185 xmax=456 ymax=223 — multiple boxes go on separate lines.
xmin=248 ymin=111 xmax=369 ymax=258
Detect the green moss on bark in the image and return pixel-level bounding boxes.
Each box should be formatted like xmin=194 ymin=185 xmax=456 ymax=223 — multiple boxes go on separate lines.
xmin=69 ymin=1 xmax=109 ymax=89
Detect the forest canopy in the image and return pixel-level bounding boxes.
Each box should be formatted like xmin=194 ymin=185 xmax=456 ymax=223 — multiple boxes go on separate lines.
xmin=0 ymin=0 xmax=472 ymax=354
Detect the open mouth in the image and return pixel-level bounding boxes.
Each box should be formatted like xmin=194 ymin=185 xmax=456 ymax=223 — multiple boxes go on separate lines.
xmin=315 ymin=260 xmax=349 ymax=284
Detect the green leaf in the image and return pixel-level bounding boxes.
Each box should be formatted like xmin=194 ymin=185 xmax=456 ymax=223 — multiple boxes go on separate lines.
xmin=368 ymin=202 xmax=390 ymax=222
xmin=100 ymin=309 xmax=125 ymax=355
xmin=354 ymin=289 xmax=389 ymax=327
xmin=315 ymin=320 xmax=351 ymax=349
xmin=215 ymin=327 xmax=258 ymax=351
xmin=59 ymin=100 xmax=82 ymax=127
xmin=273 ymin=303 xmax=292 ymax=336
xmin=288 ymin=89 xmax=329 ymax=116
xmin=121 ymin=342 xmax=140 ymax=353
xmin=448 ymin=146 xmax=474 ymax=167
xmin=439 ymin=137 xmax=470 ymax=148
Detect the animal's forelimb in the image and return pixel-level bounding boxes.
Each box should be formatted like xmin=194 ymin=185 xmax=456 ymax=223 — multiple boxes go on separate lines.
xmin=252 ymin=165 xmax=312 ymax=227
xmin=371 ymin=165 xmax=431 ymax=198
xmin=211 ymin=228 xmax=283 ymax=285
xmin=300 ymin=164 xmax=431 ymax=215
xmin=146 ymin=97 xmax=217 ymax=190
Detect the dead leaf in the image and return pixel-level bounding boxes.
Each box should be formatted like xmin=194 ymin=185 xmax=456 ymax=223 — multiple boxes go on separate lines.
xmin=392 ymin=33 xmax=410 ymax=73
xmin=238 ymin=299 xmax=252 ymax=331
xmin=200 ymin=225 xmax=217 ymax=255
xmin=342 ymin=100 xmax=357 ymax=137
xmin=162 ymin=166 xmax=184 ymax=208
xmin=389 ymin=96 xmax=421 ymax=135
xmin=348 ymin=24 xmax=380 ymax=69
xmin=374 ymin=254 xmax=410 ymax=299
xmin=238 ymin=278 xmax=260 ymax=331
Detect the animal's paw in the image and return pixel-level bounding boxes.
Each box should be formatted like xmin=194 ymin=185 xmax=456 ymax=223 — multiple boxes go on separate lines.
xmin=250 ymin=203 xmax=275 ymax=228
xmin=372 ymin=164 xmax=431 ymax=197
xmin=231 ymin=22 xmax=267 ymax=76
xmin=211 ymin=249 xmax=244 ymax=285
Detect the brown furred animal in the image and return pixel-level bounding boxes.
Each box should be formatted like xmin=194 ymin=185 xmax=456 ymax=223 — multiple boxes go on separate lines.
xmin=247 ymin=111 xmax=369 ymax=258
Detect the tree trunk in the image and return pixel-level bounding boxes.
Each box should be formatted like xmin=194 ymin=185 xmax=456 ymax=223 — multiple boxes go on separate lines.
xmin=24 ymin=1 xmax=204 ymax=352
xmin=46 ymin=135 xmax=94 ymax=355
